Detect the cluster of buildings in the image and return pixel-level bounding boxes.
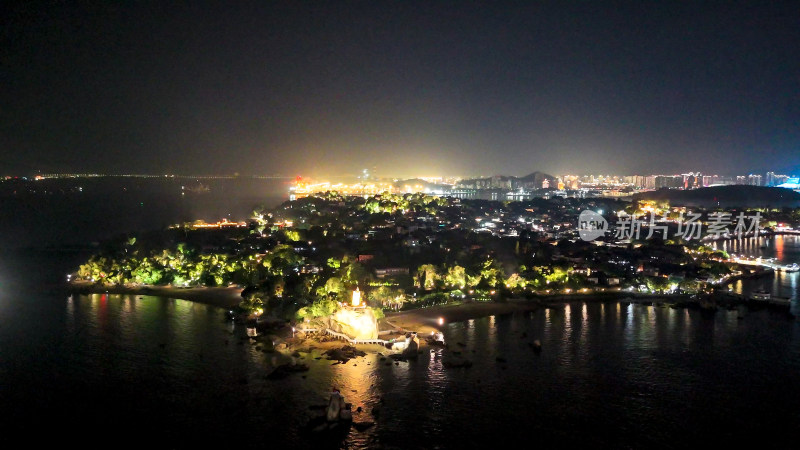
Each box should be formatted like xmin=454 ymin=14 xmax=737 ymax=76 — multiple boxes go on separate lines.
xmin=290 ymin=168 xmax=799 ymax=204
xmin=171 ymin=219 xmax=248 ymax=230
xmin=566 ymin=171 xmax=795 ymax=191
xmin=258 ymin=194 xmax=753 ymax=294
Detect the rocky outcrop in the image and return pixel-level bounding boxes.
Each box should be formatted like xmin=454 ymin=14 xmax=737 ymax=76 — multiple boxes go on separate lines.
xmin=324 ymin=345 xmax=367 ymax=363
xmin=401 ymin=334 xmax=419 ymax=359
xmin=442 ymin=356 xmax=473 ymax=368
xmin=328 ymin=307 xmax=379 ymax=340
xmin=266 ymin=362 xmax=309 ymax=379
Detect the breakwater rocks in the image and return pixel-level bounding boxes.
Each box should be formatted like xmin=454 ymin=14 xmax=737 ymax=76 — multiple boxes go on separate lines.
xmin=324 ymin=345 xmax=367 ymax=364
xmin=266 ymin=362 xmax=310 ymax=379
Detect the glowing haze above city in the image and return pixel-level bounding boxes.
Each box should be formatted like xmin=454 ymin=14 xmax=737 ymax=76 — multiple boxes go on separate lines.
xmin=2 ymin=2 xmax=799 ymax=178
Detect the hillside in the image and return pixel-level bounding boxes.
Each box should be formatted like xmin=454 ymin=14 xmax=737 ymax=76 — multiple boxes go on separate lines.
xmin=633 ymin=185 xmax=800 ymax=208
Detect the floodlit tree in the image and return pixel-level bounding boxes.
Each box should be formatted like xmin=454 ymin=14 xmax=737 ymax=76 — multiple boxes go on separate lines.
xmin=415 ymin=264 xmax=440 ymax=290
xmin=317 ymin=276 xmax=345 ymax=302
xmin=342 ymin=261 xmax=370 ymax=285
xmin=368 ymin=286 xmax=404 ymax=308
xmin=505 ymin=273 xmax=526 ymax=290
xmin=478 ymin=259 xmax=503 ymax=287
xmin=283 ymin=229 xmax=301 ymax=241
xmin=544 ymin=266 xmax=570 ymax=285
xmin=466 ymin=273 xmax=482 ymax=288
xmin=444 ymin=265 xmax=467 ymax=289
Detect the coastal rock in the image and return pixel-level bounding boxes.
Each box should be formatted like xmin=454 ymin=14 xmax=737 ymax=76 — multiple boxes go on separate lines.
xmin=266 ymin=362 xmax=309 ymax=380
xmin=339 ymin=406 xmax=353 ymax=422
xmin=391 ymin=340 xmax=408 ymax=352
xmin=401 ymin=335 xmax=419 ymax=359
xmin=325 ymin=393 xmax=353 ymax=423
xmin=442 ymin=356 xmax=473 ymax=368
xmin=324 ymin=345 xmax=366 ymax=362
xmin=426 ymin=339 xmax=446 ymax=348
xmin=353 ymin=421 xmax=374 ymax=432
xmin=326 ymin=399 xmax=340 ymax=422
xmin=327 ymin=308 xmax=379 ymax=340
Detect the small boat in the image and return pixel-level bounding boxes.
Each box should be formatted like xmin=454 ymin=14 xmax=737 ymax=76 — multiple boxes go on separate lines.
xmin=750 ymin=290 xmax=771 ymax=301
xmin=782 ymin=263 xmax=799 ymax=273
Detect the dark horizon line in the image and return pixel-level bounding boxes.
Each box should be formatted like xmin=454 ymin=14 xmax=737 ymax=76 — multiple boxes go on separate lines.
xmin=6 ymin=170 xmax=797 ymax=180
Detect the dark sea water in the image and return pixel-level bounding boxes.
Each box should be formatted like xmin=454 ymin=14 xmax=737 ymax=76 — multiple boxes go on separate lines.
xmin=2 ymin=250 xmax=800 ymax=448
xmin=0 ymin=177 xmax=289 ymax=248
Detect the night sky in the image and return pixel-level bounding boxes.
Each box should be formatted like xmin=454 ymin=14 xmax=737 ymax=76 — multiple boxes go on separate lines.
xmin=2 ymin=1 xmax=798 ymax=178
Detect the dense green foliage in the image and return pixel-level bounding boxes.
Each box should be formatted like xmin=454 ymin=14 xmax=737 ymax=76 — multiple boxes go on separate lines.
xmin=75 ymin=191 xmax=766 ymax=321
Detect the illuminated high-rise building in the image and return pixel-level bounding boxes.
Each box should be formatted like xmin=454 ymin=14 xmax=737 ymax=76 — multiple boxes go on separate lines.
xmin=748 ymin=174 xmax=762 ymax=186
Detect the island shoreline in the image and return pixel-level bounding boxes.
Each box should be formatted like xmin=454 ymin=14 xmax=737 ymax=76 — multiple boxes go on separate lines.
xmin=68 ymin=281 xmax=243 ymax=309
xmin=69 ymin=282 xmax=757 ymax=337
xmin=383 ymin=292 xmax=695 ymax=333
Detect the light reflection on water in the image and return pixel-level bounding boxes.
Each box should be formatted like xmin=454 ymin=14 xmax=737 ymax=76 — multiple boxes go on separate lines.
xmin=718 ymin=235 xmax=800 ymax=301
xmin=14 ymin=295 xmax=799 ymax=448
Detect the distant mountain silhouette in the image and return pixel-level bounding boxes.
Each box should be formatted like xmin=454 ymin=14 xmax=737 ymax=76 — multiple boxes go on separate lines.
xmin=519 ymin=171 xmax=550 ymax=181
xmin=455 ymin=172 xmax=557 ymax=190
xmin=518 ymin=171 xmax=557 ymax=186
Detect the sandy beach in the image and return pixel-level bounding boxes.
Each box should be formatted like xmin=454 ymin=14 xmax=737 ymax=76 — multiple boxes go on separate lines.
xmin=381 ymin=292 xmax=693 ymax=333
xmin=69 ymin=281 xmax=243 ymax=308
xmin=383 ymin=301 xmax=541 ymax=334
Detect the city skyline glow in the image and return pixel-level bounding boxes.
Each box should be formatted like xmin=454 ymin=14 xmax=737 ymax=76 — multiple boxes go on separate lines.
xmin=2 ymin=2 xmax=798 ymax=178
